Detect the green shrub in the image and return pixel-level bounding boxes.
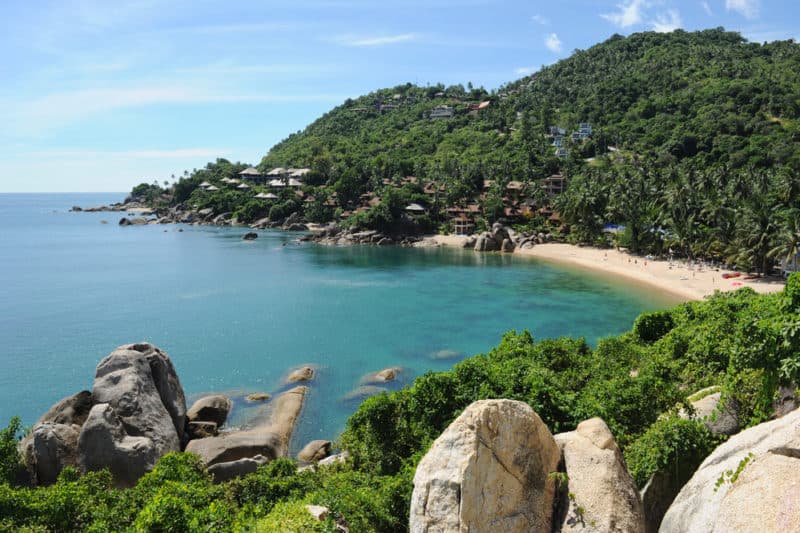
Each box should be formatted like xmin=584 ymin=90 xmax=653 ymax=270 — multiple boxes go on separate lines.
xmin=0 ymin=416 xmax=22 ymax=485
xmin=625 ymin=416 xmax=721 ymax=488
xmin=251 ymin=500 xmax=336 ymax=532
xmin=634 ymin=310 xmax=675 ymax=342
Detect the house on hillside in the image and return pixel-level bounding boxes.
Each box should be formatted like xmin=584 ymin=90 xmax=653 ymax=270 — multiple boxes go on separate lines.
xmin=555 ymin=148 xmax=569 ymax=158
xmin=239 ymin=167 xmax=265 ymax=184
xmin=505 ymin=181 xmax=525 ymax=201
xmin=549 ymin=126 xmax=567 ymax=136
xmin=429 ymin=106 xmax=455 ymax=119
xmin=405 ymin=203 xmax=427 ymax=216
xmin=541 ymin=174 xmax=566 ymax=197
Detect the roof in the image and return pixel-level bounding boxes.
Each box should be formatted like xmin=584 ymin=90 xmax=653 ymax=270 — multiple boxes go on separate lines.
xmin=205 ymin=185 xmax=220 ymax=191
xmin=199 ymin=181 xmax=211 ymax=187
xmin=478 ymin=100 xmax=490 ymax=109
xmin=237 ymin=183 xmax=250 ymax=189
xmin=269 ymin=179 xmax=285 ymax=187
xmin=255 ymin=192 xmax=278 ymax=199
xmin=267 ymin=167 xmax=287 ymax=176
xmin=405 ymin=203 xmax=426 ymax=212
xmin=239 ymin=167 xmax=262 ymax=176
xmin=483 ymin=180 xmax=495 ymax=189
xmin=506 ymin=181 xmax=524 ymax=190
xmin=289 ymin=168 xmax=310 ymax=178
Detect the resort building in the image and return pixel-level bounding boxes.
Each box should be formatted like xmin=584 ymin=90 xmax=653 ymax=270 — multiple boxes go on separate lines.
xmin=429 ymin=106 xmax=455 ymax=119
xmin=239 ymin=167 xmax=265 ymax=184
xmin=541 ymin=174 xmax=567 ymax=197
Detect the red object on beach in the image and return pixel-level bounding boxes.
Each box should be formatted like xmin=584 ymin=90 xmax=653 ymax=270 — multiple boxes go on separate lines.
xmin=722 ymin=272 xmax=741 ymax=279
xmin=732 ymin=282 xmax=743 ymax=287
xmin=743 ymin=275 xmax=759 ymax=280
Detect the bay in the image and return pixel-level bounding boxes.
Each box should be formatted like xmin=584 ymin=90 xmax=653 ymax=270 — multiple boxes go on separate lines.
xmin=0 ymin=193 xmax=678 ymax=451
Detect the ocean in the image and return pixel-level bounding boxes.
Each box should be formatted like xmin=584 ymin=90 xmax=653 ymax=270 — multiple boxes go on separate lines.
xmin=0 ymin=193 xmax=677 ymax=451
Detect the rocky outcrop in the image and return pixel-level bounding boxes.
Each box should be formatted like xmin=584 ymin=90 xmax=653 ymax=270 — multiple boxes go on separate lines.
xmin=410 ymin=399 xmax=561 ymax=533
xmin=92 ymin=343 xmax=185 ymax=456
xmin=185 ymin=386 xmax=307 ymax=468
xmin=242 ymin=232 xmax=258 ymax=240
xmin=246 ymin=392 xmax=271 ymax=402
xmin=285 ymin=365 xmax=315 ymax=383
xmin=660 ymin=407 xmax=800 ymax=532
xmin=26 ymin=391 xmax=94 ymax=428
xmin=187 ymin=395 xmax=233 ymax=427
xmin=554 ymin=418 xmax=645 ymax=533
xmin=681 ymin=387 xmax=739 ymax=435
xmin=360 ymin=367 xmax=401 ymax=384
xmin=77 ymin=403 xmax=158 ymax=487
xmin=208 ymin=455 xmax=269 ymax=483
xmin=21 ymin=423 xmax=81 ymax=485
xmin=186 ymin=421 xmax=218 ymax=440
xmin=297 ymin=440 xmax=331 ymax=463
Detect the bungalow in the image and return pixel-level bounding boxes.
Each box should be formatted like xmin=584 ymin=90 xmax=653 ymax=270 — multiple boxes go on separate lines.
xmin=549 ymin=126 xmax=567 ymax=136
xmin=199 ymin=181 xmax=212 ymax=189
xmin=429 ymin=105 xmax=454 ymax=119
xmin=267 ymin=168 xmax=288 ymax=178
xmin=405 ymin=203 xmax=427 ymax=215
xmin=205 ymin=185 xmax=220 ymax=192
xmin=555 ymin=148 xmax=569 ymax=158
xmin=552 ymin=136 xmax=564 ymax=147
xmin=254 ymin=192 xmax=278 ymax=200
xmin=236 ymin=183 xmax=251 ymax=191
xmin=451 ymin=215 xmax=475 ymax=235
xmin=579 ymin=122 xmax=592 ymax=135
xmin=288 ymin=168 xmax=310 ymax=180
xmin=541 ymin=174 xmax=566 ymax=197
xmin=239 ymin=167 xmax=265 ymax=184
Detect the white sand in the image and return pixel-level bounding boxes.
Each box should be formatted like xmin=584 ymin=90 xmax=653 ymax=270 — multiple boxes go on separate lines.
xmin=428 ymin=235 xmax=785 ymax=302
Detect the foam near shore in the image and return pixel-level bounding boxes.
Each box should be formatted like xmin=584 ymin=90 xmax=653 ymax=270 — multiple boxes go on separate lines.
xmin=430 ymin=235 xmax=785 ymax=302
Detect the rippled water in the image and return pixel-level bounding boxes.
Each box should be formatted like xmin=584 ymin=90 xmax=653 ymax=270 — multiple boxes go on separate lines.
xmin=0 ymin=193 xmax=678 ymax=450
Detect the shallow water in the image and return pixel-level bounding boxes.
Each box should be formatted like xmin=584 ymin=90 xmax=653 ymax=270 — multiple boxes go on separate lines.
xmin=0 ymin=193 xmax=678 ymax=450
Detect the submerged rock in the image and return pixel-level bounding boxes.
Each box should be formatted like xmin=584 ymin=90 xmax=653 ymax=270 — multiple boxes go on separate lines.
xmin=360 ymin=367 xmax=402 ymax=384
xmin=242 ymin=232 xmax=258 ymax=240
xmin=285 ymin=365 xmax=315 ymax=383
xmin=246 ymin=392 xmax=271 ymax=402
xmin=342 ymin=385 xmax=386 ymax=401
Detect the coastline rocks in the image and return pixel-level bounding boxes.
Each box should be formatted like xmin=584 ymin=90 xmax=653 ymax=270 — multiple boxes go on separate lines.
xmin=681 ymin=389 xmax=739 ymax=435
xmin=659 ymin=407 xmax=800 ymax=532
xmin=187 ymin=395 xmax=233 ymax=427
xmin=297 ymin=440 xmax=332 ymax=463
xmin=242 ymin=232 xmax=258 ymax=240
xmin=22 ymin=423 xmax=81 ymax=485
xmin=285 ymin=365 xmax=315 ymax=383
xmin=78 ymin=403 xmax=158 ymax=487
xmin=410 ymin=399 xmax=561 ymax=533
xmin=501 ymin=238 xmax=516 ymax=253
xmin=91 ymin=343 xmax=185 ymax=458
xmin=554 ymin=418 xmax=645 ymax=533
xmin=208 ymin=455 xmax=269 ymax=483
xmin=186 ymin=421 xmax=218 ymax=440
xmin=27 ymin=390 xmax=93 ymax=428
xmin=246 ymin=392 xmax=271 ymax=402
xmin=360 ymin=367 xmax=401 ymax=384
xmin=185 ymin=386 xmax=307 ymax=467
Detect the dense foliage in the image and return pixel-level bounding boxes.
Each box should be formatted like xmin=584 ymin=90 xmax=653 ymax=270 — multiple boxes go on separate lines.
xmin=2 ymin=277 xmax=798 ymax=530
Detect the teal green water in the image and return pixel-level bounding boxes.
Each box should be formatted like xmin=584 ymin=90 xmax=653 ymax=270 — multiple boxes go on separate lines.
xmin=0 ymin=194 xmax=679 ymax=450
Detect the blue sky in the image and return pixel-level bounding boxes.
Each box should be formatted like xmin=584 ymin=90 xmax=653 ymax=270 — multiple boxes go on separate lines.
xmin=0 ymin=0 xmax=796 ymax=192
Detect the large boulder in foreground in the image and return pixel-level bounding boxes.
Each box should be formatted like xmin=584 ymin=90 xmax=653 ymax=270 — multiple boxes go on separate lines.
xmin=186 ymin=386 xmax=307 ymax=468
xmin=77 ymin=403 xmax=158 ymax=487
xmin=554 ymin=418 xmax=645 ymax=533
xmin=21 ymin=423 xmax=81 ymax=485
xmin=660 ymin=408 xmax=800 ymax=532
xmin=410 ymin=399 xmax=561 ymax=533
xmin=91 ymin=343 xmax=186 ymax=457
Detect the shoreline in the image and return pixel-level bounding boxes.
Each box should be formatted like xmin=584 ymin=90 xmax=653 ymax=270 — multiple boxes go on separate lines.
xmin=430 ymin=235 xmax=785 ymax=302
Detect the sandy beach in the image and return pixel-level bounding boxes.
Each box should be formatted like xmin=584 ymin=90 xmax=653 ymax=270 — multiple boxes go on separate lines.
xmin=431 ymin=235 xmax=785 ymax=302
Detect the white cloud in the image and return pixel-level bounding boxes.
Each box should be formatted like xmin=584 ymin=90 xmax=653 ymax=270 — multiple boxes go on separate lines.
xmin=515 ymin=66 xmax=536 ymax=75
xmin=545 ymin=33 xmax=563 ymax=53
xmin=725 ymin=0 xmax=759 ymax=19
xmin=334 ymin=33 xmax=417 ymax=46
xmin=601 ymin=0 xmax=648 ymax=28
xmin=701 ymin=1 xmax=713 ymax=16
xmin=32 ymin=148 xmax=231 ymax=159
xmin=652 ymin=9 xmax=682 ymax=32
xmin=531 ymin=14 xmax=550 ymax=25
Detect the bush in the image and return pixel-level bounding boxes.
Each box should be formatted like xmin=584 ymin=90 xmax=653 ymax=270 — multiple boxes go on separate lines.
xmin=634 ymin=310 xmax=675 ymax=342
xmin=251 ymin=500 xmax=335 ymax=532
xmin=0 ymin=417 xmax=22 ymax=485
xmin=625 ymin=416 xmax=721 ymax=488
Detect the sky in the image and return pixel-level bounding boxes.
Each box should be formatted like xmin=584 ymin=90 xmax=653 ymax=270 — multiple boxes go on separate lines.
xmin=0 ymin=0 xmax=797 ymax=192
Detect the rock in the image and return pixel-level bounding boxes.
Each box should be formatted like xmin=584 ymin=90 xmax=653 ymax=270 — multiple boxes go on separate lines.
xmin=186 ymin=421 xmax=218 ymax=440
xmin=297 ymin=440 xmax=331 ymax=463
xmin=554 ymin=418 xmax=645 ymax=533
xmin=207 ymin=455 xmax=268 ymax=483
xmin=282 ymin=212 xmax=302 ymax=228
xmin=91 ymin=343 xmax=185 ymax=458
xmin=251 ymin=217 xmax=270 ymax=229
xmin=410 ymin=399 xmax=561 ymax=533
xmin=305 ymin=505 xmax=330 ymax=521
xmin=186 ymin=386 xmax=307 ymax=466
xmin=70 ymin=206 xmax=82 ymax=212
xmin=342 ymin=385 xmax=386 ymax=401
xmin=774 ymin=384 xmax=798 ymax=418
xmin=501 ymin=238 xmax=516 ymax=253
xmin=360 ymin=367 xmax=401 ymax=384
xmin=318 ymin=451 xmax=349 ymax=467
xmin=491 ymin=223 xmax=509 ymax=243
xmin=246 ymin=392 xmax=271 ymax=402
xmin=77 ymin=403 xmax=157 ymax=487
xmin=377 ymin=237 xmax=393 ymax=246
xmin=198 ymin=207 xmax=214 ymax=218
xmin=711 ymin=452 xmax=800 ymax=532
xmin=27 ymin=391 xmax=93 ymax=428
xmin=21 ymin=423 xmax=81 ymax=485
xmin=285 ymin=223 xmax=308 ymax=231
xmin=242 ymin=232 xmax=258 ymax=240
xmin=640 ymin=471 xmax=685 ymax=533
xmin=187 ymin=395 xmax=233 ymax=427
xmin=285 ymin=365 xmax=315 ymax=383
xmin=463 ymin=236 xmax=477 ymax=249
xmin=684 ymin=390 xmax=739 ymax=435
xmin=660 ymin=408 xmax=800 ymax=533
xmin=118 ymin=217 xmax=132 ymax=226
xmin=212 ymin=213 xmax=231 ymax=225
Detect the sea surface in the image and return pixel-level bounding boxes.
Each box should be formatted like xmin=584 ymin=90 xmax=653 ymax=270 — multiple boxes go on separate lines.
xmin=0 ymin=193 xmax=679 ymax=451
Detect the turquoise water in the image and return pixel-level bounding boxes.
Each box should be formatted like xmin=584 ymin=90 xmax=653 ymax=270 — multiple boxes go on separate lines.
xmin=0 ymin=193 xmax=678 ymax=450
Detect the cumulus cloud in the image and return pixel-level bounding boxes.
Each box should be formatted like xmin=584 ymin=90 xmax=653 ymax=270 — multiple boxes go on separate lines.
xmin=652 ymin=9 xmax=682 ymax=32
xmin=545 ymin=33 xmax=563 ymax=53
xmin=725 ymin=0 xmax=759 ymax=19
xmin=601 ymin=0 xmax=647 ymax=28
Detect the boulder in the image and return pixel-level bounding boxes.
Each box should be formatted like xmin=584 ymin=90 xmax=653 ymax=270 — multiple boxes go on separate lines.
xmin=285 ymin=365 xmax=315 ymax=383
xmin=774 ymin=384 xmax=798 ymax=418
xmin=118 ymin=217 xmax=132 ymax=226
xmin=491 ymin=223 xmax=509 ymax=243
xmin=660 ymin=407 xmax=800 ymax=532
xmin=501 ymin=238 xmax=516 ymax=253
xmin=554 ymin=418 xmax=645 ymax=533
xmin=463 ymin=236 xmax=477 ymax=249
xmin=681 ymin=388 xmax=739 ymax=435
xmin=186 ymin=386 xmax=307 ymax=466
xmin=297 ymin=440 xmax=331 ymax=463
xmin=410 ymin=399 xmax=561 ymax=533
xmin=26 ymin=390 xmax=93 ymax=428
xmin=318 ymin=451 xmax=349 ymax=467
xmin=360 ymin=367 xmax=401 ymax=384
xmin=242 ymin=232 xmax=258 ymax=240
xmin=77 ymin=403 xmax=158 ymax=487
xmin=91 ymin=343 xmax=185 ymax=458
xmin=246 ymin=392 xmax=271 ymax=402
xmin=207 ymin=455 xmax=268 ymax=483
xmin=186 ymin=421 xmax=218 ymax=440
xmin=285 ymin=223 xmax=308 ymax=231
xmin=21 ymin=423 xmax=81 ymax=485
xmin=187 ymin=395 xmax=233 ymax=427
xmin=640 ymin=471 xmax=683 ymax=533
